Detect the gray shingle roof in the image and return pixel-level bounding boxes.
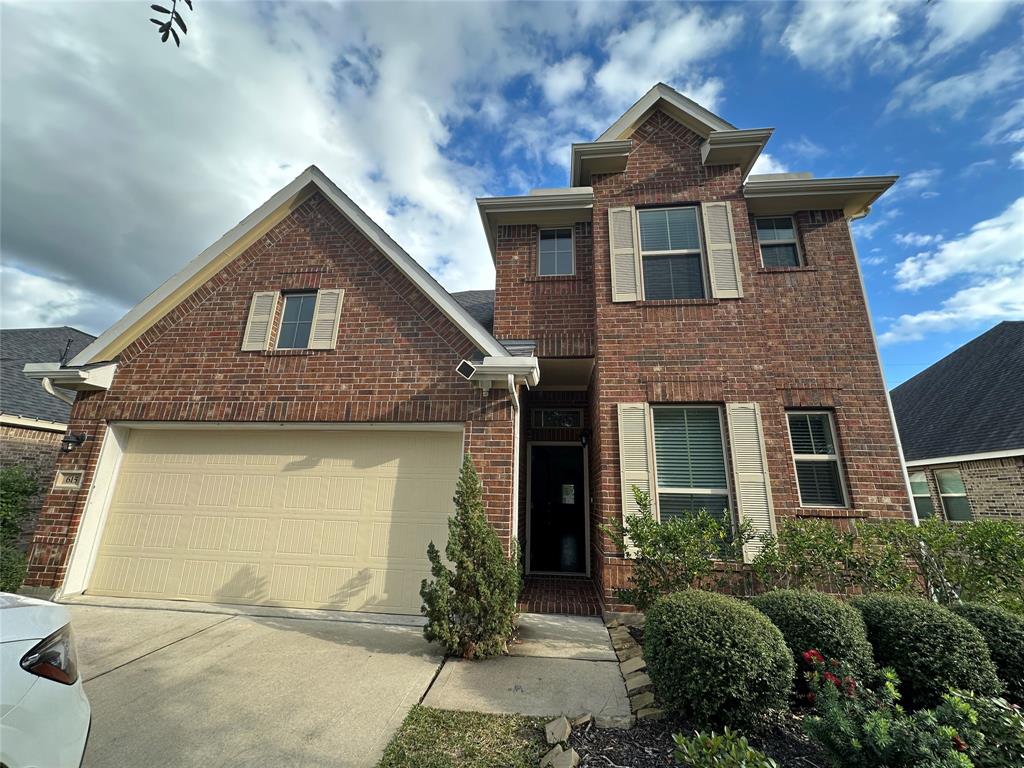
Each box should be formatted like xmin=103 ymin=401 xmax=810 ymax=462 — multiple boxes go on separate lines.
xmin=890 ymin=321 xmax=1024 ymax=462
xmin=451 ymin=290 xmax=495 ymax=334
xmin=0 ymin=327 xmax=96 ymax=424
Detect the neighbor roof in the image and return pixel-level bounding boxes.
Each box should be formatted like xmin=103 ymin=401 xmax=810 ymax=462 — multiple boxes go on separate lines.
xmin=891 ymin=322 xmax=1024 ymax=462
xmin=451 ymin=290 xmax=495 ymax=333
xmin=69 ymin=166 xmax=509 ymax=366
xmin=1 ymin=327 xmax=95 ymax=424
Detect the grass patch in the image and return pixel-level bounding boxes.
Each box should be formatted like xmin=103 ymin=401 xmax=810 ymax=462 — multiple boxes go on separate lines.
xmin=377 ymin=705 xmax=548 ymax=768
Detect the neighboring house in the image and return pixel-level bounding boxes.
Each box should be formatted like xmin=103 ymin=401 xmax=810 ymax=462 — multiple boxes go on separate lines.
xmin=1 ymin=327 xmax=96 ymax=544
xmin=22 ymin=83 xmax=910 ymax=613
xmin=891 ymin=321 xmax=1024 ymax=521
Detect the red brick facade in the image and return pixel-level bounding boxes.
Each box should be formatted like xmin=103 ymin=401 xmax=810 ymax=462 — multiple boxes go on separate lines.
xmin=25 ymin=191 xmax=516 ymax=590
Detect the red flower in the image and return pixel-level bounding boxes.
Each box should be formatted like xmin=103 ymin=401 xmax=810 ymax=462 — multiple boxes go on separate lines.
xmin=823 ymin=672 xmax=841 ymax=687
xmin=802 ymin=649 xmax=825 ymax=665
xmin=806 ymin=691 xmax=816 ymax=704
xmin=952 ymin=735 xmax=968 ymax=752
xmin=842 ymin=677 xmax=857 ymax=696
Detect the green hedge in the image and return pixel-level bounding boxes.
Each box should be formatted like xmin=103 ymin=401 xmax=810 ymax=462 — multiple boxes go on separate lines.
xmin=853 ymin=594 xmax=1001 ymax=709
xmin=751 ymin=589 xmax=875 ymax=684
xmin=951 ymin=602 xmax=1024 ymax=705
xmin=645 ymin=590 xmax=794 ymax=728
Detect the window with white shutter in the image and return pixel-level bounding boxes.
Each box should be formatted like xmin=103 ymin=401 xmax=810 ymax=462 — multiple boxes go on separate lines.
xmin=241 ymin=291 xmax=279 ymax=351
xmin=786 ymin=411 xmax=848 ymax=507
xmin=651 ymin=406 xmax=731 ymax=525
xmin=617 ymin=403 xmax=654 ymax=521
xmin=608 ymin=208 xmax=640 ymax=302
xmin=726 ymin=402 xmax=775 ymax=559
xmin=276 ymin=292 xmax=317 ymax=349
xmin=307 ymin=288 xmax=344 ymax=350
xmin=637 ymin=207 xmax=706 ymax=300
xmin=703 ymin=202 xmax=743 ymax=298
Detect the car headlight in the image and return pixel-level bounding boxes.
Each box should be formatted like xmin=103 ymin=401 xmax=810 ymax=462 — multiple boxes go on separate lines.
xmin=20 ymin=623 xmax=79 ymax=685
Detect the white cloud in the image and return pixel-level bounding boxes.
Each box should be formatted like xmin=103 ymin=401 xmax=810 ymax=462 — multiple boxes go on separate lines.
xmin=0 ymin=264 xmax=124 ymax=334
xmin=922 ymin=0 xmax=1015 ymax=59
xmin=888 ymin=47 xmax=1024 ymax=117
xmin=894 ymin=232 xmax=944 ymax=248
xmin=893 ymin=196 xmax=1024 ymax=290
xmin=784 ymin=136 xmax=826 ymax=160
xmin=781 ymin=1 xmax=905 ymax=73
xmin=749 ymin=153 xmax=790 ymax=175
xmin=885 ymin=169 xmax=942 ymax=201
xmin=851 ymin=207 xmax=900 ymax=240
xmin=594 ymin=6 xmax=741 ymax=110
xmin=539 ymin=55 xmax=591 ymax=103
xmin=1013 ymin=147 xmax=1024 ymax=169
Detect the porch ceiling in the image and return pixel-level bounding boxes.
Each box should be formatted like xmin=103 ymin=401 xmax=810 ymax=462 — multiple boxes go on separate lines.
xmin=536 ymin=357 xmax=594 ymax=389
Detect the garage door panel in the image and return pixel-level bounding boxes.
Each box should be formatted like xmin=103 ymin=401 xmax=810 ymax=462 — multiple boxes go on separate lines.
xmin=89 ymin=428 xmax=462 ymax=614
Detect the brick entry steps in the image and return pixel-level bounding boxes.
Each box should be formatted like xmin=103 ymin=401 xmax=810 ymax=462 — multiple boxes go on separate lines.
xmin=518 ymin=575 xmax=602 ymax=616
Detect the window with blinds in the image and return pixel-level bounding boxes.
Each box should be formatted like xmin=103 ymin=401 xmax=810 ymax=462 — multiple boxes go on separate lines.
xmin=786 ymin=411 xmax=848 ymax=507
xmin=936 ymin=468 xmax=972 ymax=521
xmin=909 ymin=471 xmax=935 ymax=518
xmin=756 ymin=216 xmax=801 ymax=268
xmin=637 ymin=207 xmax=706 ymax=299
xmin=652 ymin=406 xmax=730 ymax=525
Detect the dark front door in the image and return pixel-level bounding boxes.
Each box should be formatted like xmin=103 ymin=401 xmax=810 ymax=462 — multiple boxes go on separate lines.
xmin=529 ymin=444 xmax=586 ymax=573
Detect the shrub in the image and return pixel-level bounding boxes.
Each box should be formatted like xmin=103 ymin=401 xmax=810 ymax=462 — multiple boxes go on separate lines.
xmin=950 ymin=603 xmax=1024 ymax=705
xmin=420 ymin=455 xmax=521 ymax=659
xmin=600 ymin=487 xmax=757 ymax=609
xmin=802 ymin=656 xmax=980 ymax=768
xmin=672 ymin=728 xmax=779 ymax=767
xmin=948 ymin=691 xmax=1024 ymax=768
xmin=853 ymin=594 xmax=1001 ymax=709
xmin=645 ymin=590 xmax=793 ymax=728
xmin=0 ymin=466 xmax=38 ymax=593
xmin=0 ymin=545 xmax=28 ymax=593
xmin=750 ymin=590 xmax=875 ymax=691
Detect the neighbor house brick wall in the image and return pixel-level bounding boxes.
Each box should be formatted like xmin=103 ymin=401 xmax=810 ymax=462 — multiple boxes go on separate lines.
xmin=0 ymin=424 xmax=64 ymax=549
xmin=26 ymin=190 xmax=516 ymax=590
xmin=913 ymin=458 xmax=1024 ymax=520
xmin=583 ymin=111 xmax=911 ymax=609
xmin=493 ymin=222 xmax=595 ymax=357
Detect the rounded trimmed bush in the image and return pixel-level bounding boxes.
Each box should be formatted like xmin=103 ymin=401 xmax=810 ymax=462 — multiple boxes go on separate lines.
xmin=852 ymin=594 xmax=1001 ymax=709
xmin=645 ymin=589 xmax=794 ymax=728
xmin=751 ymin=589 xmax=875 ymax=681
xmin=951 ymin=602 xmax=1024 ymax=704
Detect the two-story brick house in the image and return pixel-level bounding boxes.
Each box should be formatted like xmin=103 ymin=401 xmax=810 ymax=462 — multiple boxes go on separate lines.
xmin=23 ymin=83 xmax=912 ymax=614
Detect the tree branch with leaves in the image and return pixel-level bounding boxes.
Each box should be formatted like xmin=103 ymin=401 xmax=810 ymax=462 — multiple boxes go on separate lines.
xmin=149 ymin=0 xmax=193 ymax=47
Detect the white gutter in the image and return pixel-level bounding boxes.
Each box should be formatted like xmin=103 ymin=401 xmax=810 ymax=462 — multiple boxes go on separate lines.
xmin=23 ymin=362 xmax=118 ymax=391
xmin=0 ymin=414 xmax=68 ymax=433
xmin=508 ymin=374 xmax=521 ymax=551
xmin=42 ymin=378 xmax=76 ymax=406
xmin=904 ymin=448 xmax=1024 ymax=467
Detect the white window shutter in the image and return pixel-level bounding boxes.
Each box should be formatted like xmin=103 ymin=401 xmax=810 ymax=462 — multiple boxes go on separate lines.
xmin=241 ymin=291 xmax=279 ymax=351
xmin=617 ymin=403 xmax=654 ymax=524
xmin=703 ymin=202 xmax=743 ymax=299
xmin=608 ymin=207 xmax=640 ymax=302
xmin=726 ymin=402 xmax=775 ymax=562
xmin=308 ymin=289 xmax=344 ymax=350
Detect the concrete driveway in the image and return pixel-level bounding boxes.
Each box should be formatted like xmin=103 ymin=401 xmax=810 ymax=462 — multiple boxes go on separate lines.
xmin=67 ymin=600 xmax=443 ymax=768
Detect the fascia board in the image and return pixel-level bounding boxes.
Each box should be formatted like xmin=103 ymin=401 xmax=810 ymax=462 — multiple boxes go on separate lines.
xmin=596 ymin=83 xmax=735 ymax=142
xmin=743 ymin=176 xmax=899 ymax=217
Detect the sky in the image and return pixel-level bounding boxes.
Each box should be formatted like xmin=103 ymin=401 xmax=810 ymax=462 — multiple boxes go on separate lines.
xmin=1 ymin=1 xmax=1022 ymax=388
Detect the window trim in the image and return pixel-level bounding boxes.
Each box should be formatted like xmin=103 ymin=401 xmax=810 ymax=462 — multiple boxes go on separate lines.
xmin=935 ymin=467 xmax=972 ymax=521
xmin=275 ymin=290 xmax=318 ymax=350
xmin=756 ymin=215 xmax=803 ymax=268
xmin=636 ymin=205 xmax=709 ymax=300
xmin=649 ymin=404 xmax=734 ymax=527
xmin=785 ymin=410 xmax=850 ymax=509
xmin=908 ymin=470 xmax=935 ymax=518
xmin=531 ymin=408 xmax=584 ymax=429
xmin=537 ymin=227 xmax=576 ymax=277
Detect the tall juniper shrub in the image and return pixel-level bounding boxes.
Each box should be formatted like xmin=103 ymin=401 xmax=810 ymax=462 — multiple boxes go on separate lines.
xmin=420 ymin=455 xmax=521 ymax=659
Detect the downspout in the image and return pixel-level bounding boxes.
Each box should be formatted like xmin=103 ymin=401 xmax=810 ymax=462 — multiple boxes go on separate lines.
xmin=508 ymin=374 xmax=521 ymax=558
xmin=848 ymin=208 xmax=919 ymax=526
xmin=41 ymin=377 xmax=76 ymax=406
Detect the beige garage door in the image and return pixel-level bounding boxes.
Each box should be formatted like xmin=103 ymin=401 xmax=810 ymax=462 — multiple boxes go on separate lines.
xmin=88 ymin=428 xmax=461 ymax=614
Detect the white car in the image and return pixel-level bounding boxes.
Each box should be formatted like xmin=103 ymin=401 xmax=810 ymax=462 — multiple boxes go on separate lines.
xmin=1 ymin=593 xmax=90 ymax=768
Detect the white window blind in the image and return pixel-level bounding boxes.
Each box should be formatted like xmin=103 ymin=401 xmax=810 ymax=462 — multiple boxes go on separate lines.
xmin=652 ymin=406 xmax=730 ymax=524
xmin=787 ymin=411 xmax=847 ymax=507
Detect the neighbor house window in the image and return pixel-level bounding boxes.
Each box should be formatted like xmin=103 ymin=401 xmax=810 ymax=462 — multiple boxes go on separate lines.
xmin=787 ymin=411 xmax=847 ymax=507
xmin=538 ymin=228 xmax=574 ymax=276
xmin=652 ymin=406 xmax=731 ymax=526
xmin=638 ymin=207 xmax=706 ymax=299
xmin=756 ymin=217 xmax=801 ymax=267
xmin=276 ymin=292 xmax=317 ymax=349
xmin=909 ymin=471 xmax=935 ymax=519
xmin=531 ymin=408 xmax=583 ymax=429
xmin=936 ymin=468 xmax=972 ymax=521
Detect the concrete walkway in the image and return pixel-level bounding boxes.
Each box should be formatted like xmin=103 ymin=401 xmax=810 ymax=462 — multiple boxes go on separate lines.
xmin=423 ymin=613 xmax=632 ymax=728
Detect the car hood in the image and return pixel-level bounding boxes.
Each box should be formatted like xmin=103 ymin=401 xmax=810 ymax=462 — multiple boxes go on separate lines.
xmin=0 ymin=593 xmax=71 ymax=643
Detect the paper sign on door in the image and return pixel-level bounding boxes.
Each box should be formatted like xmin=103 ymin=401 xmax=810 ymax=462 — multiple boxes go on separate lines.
xmin=561 ymin=484 xmax=575 ymax=504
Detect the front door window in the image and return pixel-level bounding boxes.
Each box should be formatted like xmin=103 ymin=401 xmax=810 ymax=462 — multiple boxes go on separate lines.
xmin=529 ymin=445 xmax=586 ymax=573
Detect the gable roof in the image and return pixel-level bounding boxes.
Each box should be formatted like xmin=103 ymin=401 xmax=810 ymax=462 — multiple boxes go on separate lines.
xmin=891 ymin=321 xmax=1024 ymax=463
xmin=596 ymin=82 xmax=736 ymax=142
xmin=70 ymin=166 xmax=508 ymax=366
xmin=451 ymin=290 xmax=495 ymax=333
xmin=1 ymin=327 xmax=95 ymax=424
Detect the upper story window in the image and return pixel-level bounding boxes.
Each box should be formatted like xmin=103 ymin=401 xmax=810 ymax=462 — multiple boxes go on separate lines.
xmin=935 ymin=468 xmax=972 ymax=521
xmin=756 ymin=217 xmax=801 ymax=267
xmin=652 ymin=405 xmax=730 ymax=525
xmin=277 ymin=292 xmax=317 ymax=349
xmin=909 ymin=471 xmax=935 ymax=518
xmin=637 ymin=207 xmax=706 ymax=299
xmin=786 ymin=411 xmax=848 ymax=507
xmin=538 ymin=228 xmax=574 ymax=276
